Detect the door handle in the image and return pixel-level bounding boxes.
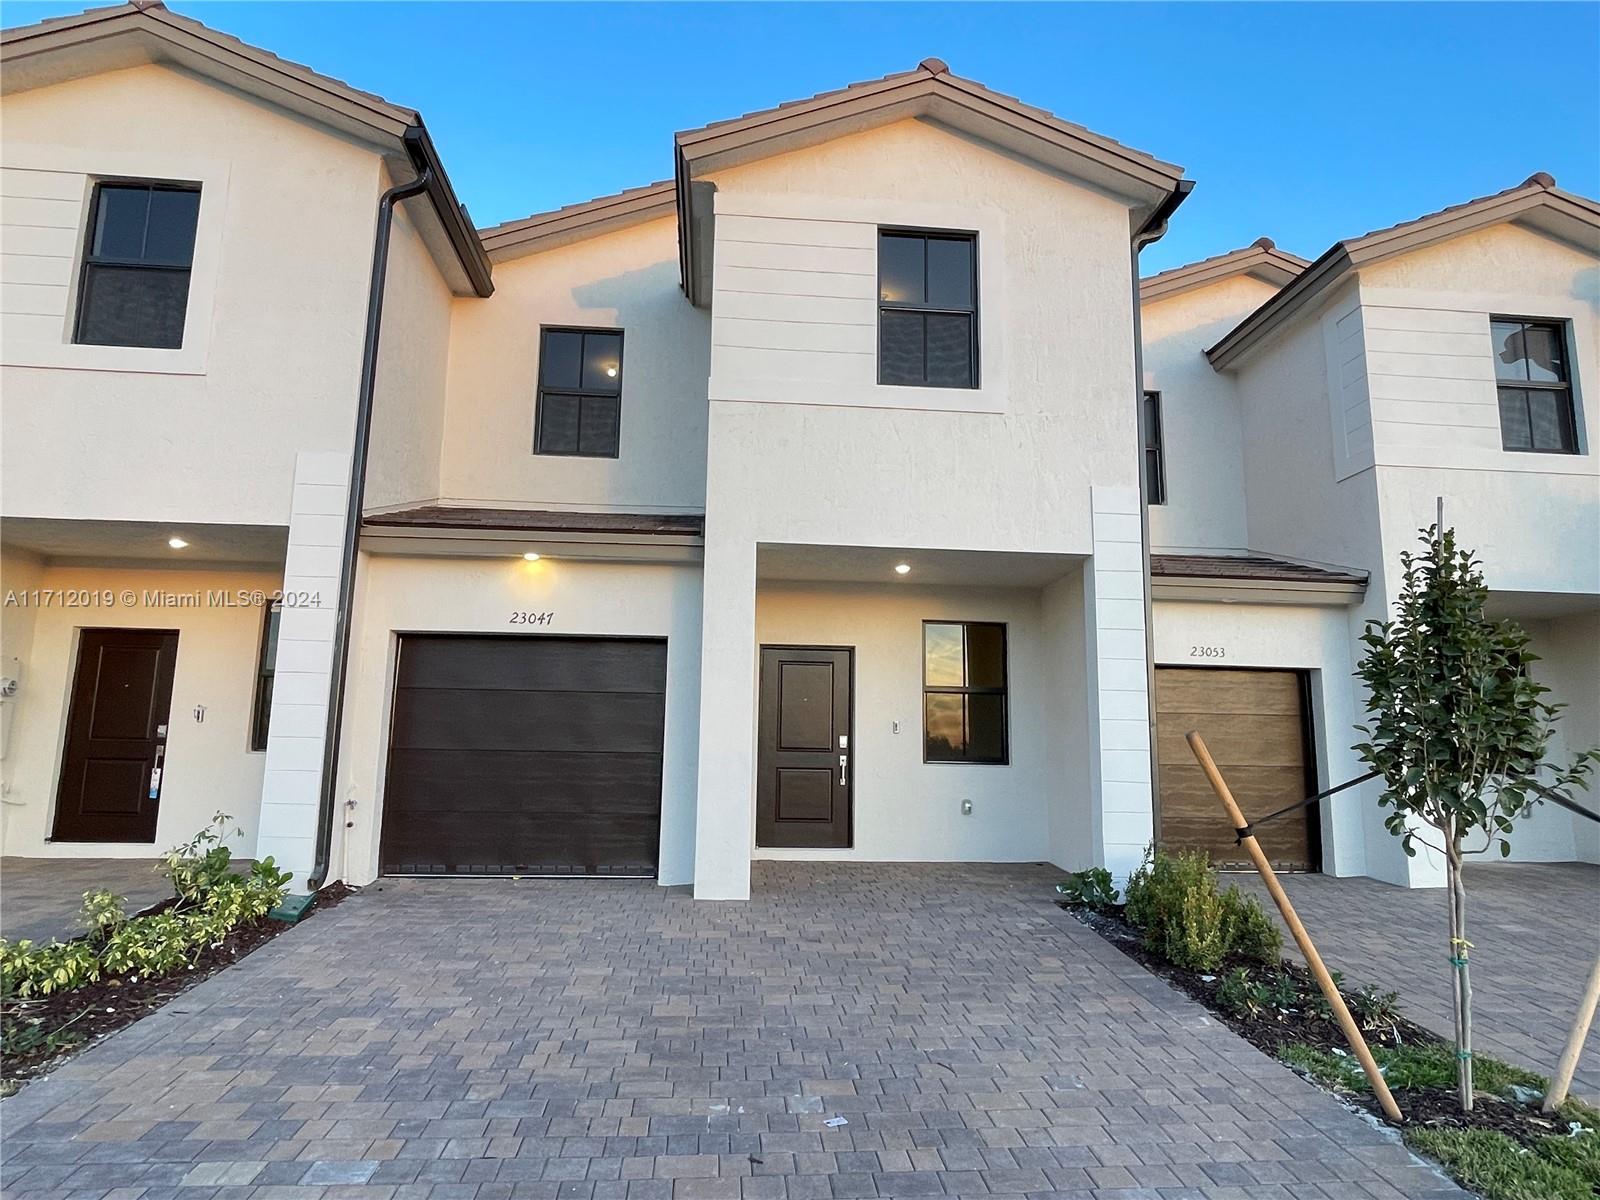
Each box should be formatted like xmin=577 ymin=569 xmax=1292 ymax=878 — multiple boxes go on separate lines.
xmin=149 ymin=744 xmax=165 ymax=800
xmin=839 ymin=754 xmax=848 ymax=785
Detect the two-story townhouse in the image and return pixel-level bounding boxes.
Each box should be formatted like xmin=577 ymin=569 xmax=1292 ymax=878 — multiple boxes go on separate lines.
xmin=4 ymin=1 xmax=1595 ymax=903
xmin=0 ymin=1 xmax=491 ymax=874
xmin=1145 ymin=177 xmax=1600 ymax=887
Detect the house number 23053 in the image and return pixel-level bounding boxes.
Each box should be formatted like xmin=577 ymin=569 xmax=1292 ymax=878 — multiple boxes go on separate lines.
xmin=510 ymin=611 xmax=555 ymax=626
xmin=1189 ymin=645 xmax=1226 ymax=659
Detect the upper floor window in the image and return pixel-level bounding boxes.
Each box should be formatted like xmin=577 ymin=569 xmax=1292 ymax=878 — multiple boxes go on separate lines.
xmin=878 ymin=230 xmax=977 ymax=389
xmin=923 ymin=621 xmax=1008 ymax=764
xmin=535 ymin=327 xmax=623 ymax=457
xmin=1142 ymin=390 xmax=1167 ymax=505
xmin=1492 ymin=318 xmax=1578 ymax=454
xmin=74 ymin=181 xmax=200 ymax=349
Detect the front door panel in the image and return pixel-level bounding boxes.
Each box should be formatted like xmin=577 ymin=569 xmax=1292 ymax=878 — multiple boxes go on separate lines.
xmin=757 ymin=645 xmax=852 ymax=848
xmin=52 ymin=628 xmax=179 ymax=843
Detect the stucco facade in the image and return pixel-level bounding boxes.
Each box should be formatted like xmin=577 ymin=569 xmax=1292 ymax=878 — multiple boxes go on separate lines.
xmin=3 ymin=3 xmax=1596 ymax=896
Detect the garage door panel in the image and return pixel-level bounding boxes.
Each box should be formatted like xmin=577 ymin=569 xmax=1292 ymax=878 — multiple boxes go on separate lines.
xmin=1156 ymin=669 xmax=1301 ymax=715
xmin=396 ymin=635 xmax=667 ymax=693
xmin=389 ymin=689 xmax=665 ymax=754
xmin=381 ymin=635 xmax=666 ymax=876
xmin=1156 ymin=667 xmax=1318 ymax=872
xmin=1155 ymin=714 xmax=1306 ymax=767
xmin=380 ymin=811 xmax=660 ymax=875
xmin=384 ymin=749 xmax=663 ymax=816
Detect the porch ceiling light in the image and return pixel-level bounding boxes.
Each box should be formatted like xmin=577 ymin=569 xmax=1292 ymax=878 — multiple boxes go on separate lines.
xmin=167 ymin=536 xmax=189 ymax=549
xmin=522 ymin=551 xmax=541 ymax=561
xmin=894 ymin=562 xmax=911 ymax=575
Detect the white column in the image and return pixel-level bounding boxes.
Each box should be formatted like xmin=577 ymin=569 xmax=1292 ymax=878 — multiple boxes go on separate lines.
xmin=256 ymin=450 xmax=349 ymax=890
xmin=691 ymin=534 xmax=758 ymax=900
xmin=1088 ymin=485 xmax=1154 ymax=885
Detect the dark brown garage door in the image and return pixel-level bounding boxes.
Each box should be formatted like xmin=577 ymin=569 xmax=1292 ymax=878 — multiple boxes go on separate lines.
xmin=1155 ymin=667 xmax=1319 ymax=872
xmin=380 ymin=634 xmax=666 ymax=876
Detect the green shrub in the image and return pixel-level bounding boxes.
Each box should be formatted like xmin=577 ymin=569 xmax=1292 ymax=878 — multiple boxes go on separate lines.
xmin=0 ymin=938 xmax=102 ymax=998
xmin=1165 ymin=883 xmax=1233 ymax=972
xmin=1404 ymin=1127 xmax=1592 ymax=1200
xmin=1221 ymin=887 xmax=1282 ymax=964
xmin=77 ymin=889 xmax=128 ymax=936
xmin=1055 ymin=867 xmax=1119 ymax=911
xmin=1124 ymin=848 xmax=1212 ymax=946
xmin=160 ymin=810 xmax=244 ymax=902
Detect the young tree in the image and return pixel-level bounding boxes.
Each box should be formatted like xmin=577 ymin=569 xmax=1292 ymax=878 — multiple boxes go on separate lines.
xmin=1354 ymin=525 xmax=1598 ymax=1112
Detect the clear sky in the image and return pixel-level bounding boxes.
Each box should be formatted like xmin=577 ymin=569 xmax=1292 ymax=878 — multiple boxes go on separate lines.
xmin=6 ymin=1 xmax=1598 ymax=273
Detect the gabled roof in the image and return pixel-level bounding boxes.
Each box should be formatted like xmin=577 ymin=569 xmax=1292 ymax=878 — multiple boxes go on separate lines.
xmin=1 ymin=0 xmax=492 ymax=296
xmin=1207 ymin=173 xmax=1600 ymax=369
xmin=673 ymin=57 xmax=1190 ymax=305
xmin=479 ymin=182 xmax=676 ymax=263
xmin=1139 ymin=238 xmax=1308 ymax=304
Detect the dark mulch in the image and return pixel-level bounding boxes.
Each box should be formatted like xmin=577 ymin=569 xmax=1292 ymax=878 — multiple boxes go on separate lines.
xmin=1 ymin=883 xmax=354 ymax=1092
xmin=1067 ymin=903 xmax=1589 ymax=1150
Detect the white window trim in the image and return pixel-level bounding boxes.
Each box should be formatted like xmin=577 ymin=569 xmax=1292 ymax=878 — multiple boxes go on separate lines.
xmin=1 ymin=143 xmax=229 ymax=376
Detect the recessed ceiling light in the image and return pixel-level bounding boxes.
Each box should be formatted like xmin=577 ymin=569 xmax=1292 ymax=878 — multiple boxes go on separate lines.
xmin=522 ymin=551 xmax=541 ymax=561
xmin=894 ymin=562 xmax=911 ymax=575
xmin=605 ymin=366 xmax=618 ymax=378
xmin=168 ymin=537 xmax=189 ymax=549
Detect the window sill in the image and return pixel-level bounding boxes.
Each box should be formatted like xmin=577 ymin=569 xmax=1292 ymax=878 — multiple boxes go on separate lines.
xmin=2 ymin=339 xmax=209 ymax=376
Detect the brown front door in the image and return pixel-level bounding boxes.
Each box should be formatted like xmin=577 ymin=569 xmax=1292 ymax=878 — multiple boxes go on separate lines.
xmin=52 ymin=628 xmax=179 ymax=843
xmin=1154 ymin=666 xmax=1320 ymax=872
xmin=757 ymin=645 xmax=852 ymax=848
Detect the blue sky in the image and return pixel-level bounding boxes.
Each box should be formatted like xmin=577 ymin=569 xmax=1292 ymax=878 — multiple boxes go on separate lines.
xmin=6 ymin=1 xmax=1598 ymax=272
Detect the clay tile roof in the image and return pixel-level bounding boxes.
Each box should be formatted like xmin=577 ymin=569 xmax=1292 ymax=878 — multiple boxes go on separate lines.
xmin=1150 ymin=553 xmax=1367 ymax=588
xmin=1207 ymin=173 xmax=1600 ymax=368
xmin=1139 ymin=238 xmax=1310 ymax=303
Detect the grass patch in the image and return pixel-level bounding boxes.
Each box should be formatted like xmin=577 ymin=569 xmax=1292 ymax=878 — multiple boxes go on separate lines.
xmin=1279 ymin=1040 xmax=1569 ymax=1100
xmin=1403 ymin=1128 xmax=1595 ymax=1200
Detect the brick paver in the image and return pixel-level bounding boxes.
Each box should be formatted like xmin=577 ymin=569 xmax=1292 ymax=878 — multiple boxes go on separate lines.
xmin=1 ymin=863 xmax=1465 ymax=1198
xmin=1 ymin=858 xmax=174 ymax=946
xmin=1232 ymin=862 xmax=1600 ymax=1103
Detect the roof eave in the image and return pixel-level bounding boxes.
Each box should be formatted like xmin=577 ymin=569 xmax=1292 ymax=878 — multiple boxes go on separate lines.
xmin=480 ymin=181 xmax=676 ymax=263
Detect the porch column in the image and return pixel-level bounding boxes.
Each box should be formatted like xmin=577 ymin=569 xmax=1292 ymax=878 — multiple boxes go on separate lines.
xmin=256 ymin=450 xmax=350 ymax=889
xmin=1088 ymin=486 xmax=1154 ymax=884
xmin=692 ymin=533 xmax=758 ymax=900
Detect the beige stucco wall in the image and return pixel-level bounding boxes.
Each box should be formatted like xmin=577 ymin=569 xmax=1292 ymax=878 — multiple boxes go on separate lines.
xmin=0 ymin=561 xmax=280 ymax=859
xmin=439 ymin=217 xmax=710 ymax=513
xmin=0 ymin=64 xmax=382 ymax=526
xmin=1141 ymin=275 xmax=1282 ymax=552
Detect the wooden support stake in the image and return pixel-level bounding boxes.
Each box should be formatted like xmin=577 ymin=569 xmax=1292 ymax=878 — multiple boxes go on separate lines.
xmin=1186 ymin=731 xmax=1404 ymax=1125
xmin=1542 ymin=954 xmax=1600 ymax=1114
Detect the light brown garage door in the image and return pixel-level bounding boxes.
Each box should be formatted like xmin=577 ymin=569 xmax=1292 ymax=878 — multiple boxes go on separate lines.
xmin=1155 ymin=667 xmax=1319 ymax=872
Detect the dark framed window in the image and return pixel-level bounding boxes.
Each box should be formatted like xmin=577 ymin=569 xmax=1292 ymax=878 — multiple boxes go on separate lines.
xmin=1491 ymin=317 xmax=1579 ymax=454
xmin=1142 ymin=390 xmax=1167 ymax=505
xmin=249 ymin=604 xmax=280 ymax=752
xmin=74 ymin=181 xmax=200 ymax=349
xmin=535 ymin=326 xmax=624 ymax=457
xmin=923 ymin=621 xmax=1008 ymax=764
xmin=878 ymin=229 xmax=977 ymax=388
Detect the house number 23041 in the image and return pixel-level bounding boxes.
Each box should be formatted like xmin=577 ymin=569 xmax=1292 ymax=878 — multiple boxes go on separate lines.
xmin=510 ymin=611 xmax=555 ymax=626
xmin=1189 ymin=645 xmax=1226 ymax=659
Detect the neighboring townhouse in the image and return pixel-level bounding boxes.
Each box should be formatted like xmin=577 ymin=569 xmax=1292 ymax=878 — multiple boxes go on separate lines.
xmin=2 ymin=2 xmax=1595 ymax=901
xmin=1145 ymin=179 xmax=1600 ymax=887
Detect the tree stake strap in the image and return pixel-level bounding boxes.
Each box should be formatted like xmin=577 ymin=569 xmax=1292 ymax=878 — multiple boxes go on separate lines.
xmin=1233 ymin=770 xmax=1381 ymax=843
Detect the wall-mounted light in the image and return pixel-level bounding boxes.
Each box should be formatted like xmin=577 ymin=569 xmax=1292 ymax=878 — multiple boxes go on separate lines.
xmin=605 ymin=366 xmax=617 ymax=378
xmin=168 ymin=537 xmax=189 ymax=549
xmin=522 ymin=551 xmax=541 ymax=561
xmin=894 ymin=562 xmax=911 ymax=575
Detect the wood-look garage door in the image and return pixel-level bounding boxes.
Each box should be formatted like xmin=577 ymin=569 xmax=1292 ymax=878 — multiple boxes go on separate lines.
xmin=379 ymin=634 xmax=666 ymax=876
xmin=1155 ymin=667 xmax=1319 ymax=872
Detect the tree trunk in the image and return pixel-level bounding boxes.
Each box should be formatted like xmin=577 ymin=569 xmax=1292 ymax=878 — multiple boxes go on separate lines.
xmin=1446 ymin=845 xmax=1474 ymax=1111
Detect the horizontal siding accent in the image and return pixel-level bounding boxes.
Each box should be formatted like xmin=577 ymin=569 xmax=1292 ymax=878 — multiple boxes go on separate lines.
xmin=1360 ymin=303 xmax=1505 ymax=458
xmin=0 ymin=164 xmax=87 ymax=330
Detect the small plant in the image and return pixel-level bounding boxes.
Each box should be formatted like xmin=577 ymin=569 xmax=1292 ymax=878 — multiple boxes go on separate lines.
xmin=1221 ymin=887 xmax=1283 ymax=965
xmin=1348 ymin=983 xmax=1402 ymax=1037
xmin=1166 ymin=883 xmax=1233 ymax=972
xmin=1124 ymin=848 xmax=1283 ymax=973
xmin=1124 ymin=847 xmax=1212 ymax=947
xmin=77 ymin=889 xmax=128 ymax=937
xmin=0 ymin=938 xmax=102 ymax=998
xmin=1055 ymin=867 xmax=1119 ymax=912
xmin=159 ymin=811 xmax=242 ymax=903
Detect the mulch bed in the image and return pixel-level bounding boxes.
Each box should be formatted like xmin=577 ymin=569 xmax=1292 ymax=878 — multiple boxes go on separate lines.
xmin=1068 ymin=903 xmax=1586 ymax=1149
xmin=1 ymin=883 xmax=354 ymax=1093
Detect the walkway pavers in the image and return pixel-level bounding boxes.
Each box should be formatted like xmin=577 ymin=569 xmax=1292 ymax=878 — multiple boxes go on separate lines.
xmin=1 ymin=863 xmax=1465 ymax=1198
xmin=1 ymin=858 xmax=172 ymax=946
xmin=1234 ymin=862 xmax=1600 ymax=1102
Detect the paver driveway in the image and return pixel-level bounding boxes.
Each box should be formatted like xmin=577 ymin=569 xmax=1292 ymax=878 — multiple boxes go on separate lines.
xmin=1 ymin=864 xmax=1463 ymax=1199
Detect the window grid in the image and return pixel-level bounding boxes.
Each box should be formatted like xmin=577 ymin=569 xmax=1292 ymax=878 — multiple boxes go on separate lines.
xmin=74 ymin=181 xmax=200 ymax=350
xmin=1143 ymin=390 xmax=1167 ymax=505
xmin=878 ymin=229 xmax=978 ymax=389
xmin=534 ymin=326 xmax=624 ymax=458
xmin=922 ymin=621 xmax=1009 ymax=765
xmin=1491 ymin=317 xmax=1578 ymax=455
